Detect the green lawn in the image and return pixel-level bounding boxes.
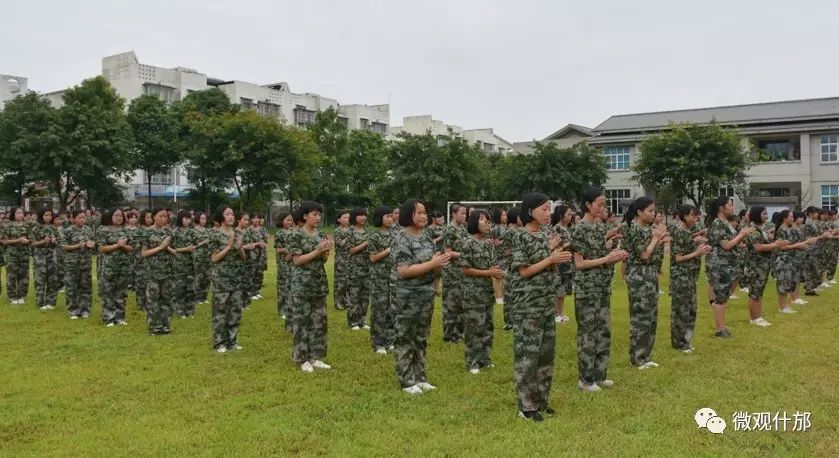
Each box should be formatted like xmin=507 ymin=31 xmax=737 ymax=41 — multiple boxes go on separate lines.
xmin=1 ymin=252 xmax=837 ymax=457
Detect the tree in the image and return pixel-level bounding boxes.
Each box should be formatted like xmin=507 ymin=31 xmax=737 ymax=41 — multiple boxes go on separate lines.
xmin=0 ymin=92 xmax=61 ymax=206
xmin=173 ymin=88 xmax=235 ymax=212
xmin=384 ymin=132 xmax=488 ymax=213
xmin=305 ymin=107 xmax=350 ymax=206
xmin=127 ymin=95 xmax=180 ymax=209
xmin=505 ymin=142 xmax=608 ymax=204
xmin=49 ymin=76 xmax=131 ymax=210
xmin=634 ymin=121 xmax=749 ymax=208
xmin=341 ymin=129 xmax=388 ymax=206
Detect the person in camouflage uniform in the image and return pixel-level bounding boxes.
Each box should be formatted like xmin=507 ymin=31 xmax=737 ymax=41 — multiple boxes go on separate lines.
xmin=274 ymin=212 xmax=295 ymax=330
xmin=247 ymin=214 xmax=268 ymax=300
xmin=391 ymin=199 xmax=449 ymax=394
xmin=288 ymin=202 xmax=333 ymax=372
xmin=743 ymin=206 xmax=789 ymax=323
xmin=442 ymin=204 xmax=468 ymax=342
xmin=705 ymin=197 xmax=755 ymax=338
xmin=1 ymin=208 xmax=31 ymax=304
xmin=458 ymin=209 xmax=502 ymax=373
xmin=346 ymin=208 xmax=371 ymax=329
xmin=669 ymin=205 xmax=710 ymax=352
xmin=551 ymin=205 xmax=575 ymax=324
xmin=30 ymin=210 xmax=60 ymax=310
xmin=209 ymin=205 xmax=246 ymax=353
xmin=802 ymin=207 xmax=825 ymax=295
xmin=827 ymin=210 xmax=838 ymax=282
xmin=622 ymin=197 xmax=667 ymax=368
xmin=141 ymin=208 xmax=176 ymax=335
xmin=123 ymin=210 xmax=139 ymax=293
xmin=171 ymin=211 xmax=197 ymax=318
xmin=52 ymin=213 xmax=66 ymax=294
xmin=332 ymin=212 xmax=351 ymax=311
xmin=367 ymin=206 xmax=395 ymax=353
xmin=97 ymin=209 xmax=135 ymax=326
xmin=132 ymin=210 xmax=154 ymax=312
xmin=191 ymin=212 xmax=212 ymax=306
xmin=509 ymin=193 xmax=572 ymax=422
xmin=774 ymin=210 xmax=807 ymax=310
xmin=497 ymin=207 xmax=522 ymax=331
xmin=571 ymin=188 xmax=628 ymax=392
xmin=61 ymin=210 xmax=95 ymax=318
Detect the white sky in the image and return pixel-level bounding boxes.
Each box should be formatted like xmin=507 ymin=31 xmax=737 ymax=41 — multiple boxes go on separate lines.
xmin=2 ymin=0 xmax=838 ymax=141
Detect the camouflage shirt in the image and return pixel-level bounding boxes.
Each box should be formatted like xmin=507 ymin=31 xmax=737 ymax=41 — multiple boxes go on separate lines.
xmin=192 ymin=226 xmax=211 ymax=267
xmin=425 ymin=224 xmax=445 ymax=252
xmin=744 ymin=222 xmax=773 ymax=268
xmin=553 ymin=223 xmax=575 ymax=275
xmin=209 ymin=228 xmax=245 ymax=292
xmin=96 ymin=226 xmax=135 ymax=274
xmin=510 ymin=228 xmax=555 ymax=318
xmin=670 ymin=224 xmax=700 ymax=275
xmin=346 ymin=227 xmax=371 ymax=278
xmin=171 ymin=226 xmax=195 ymax=269
xmin=60 ymin=224 xmax=95 ymax=267
xmin=2 ymin=222 xmax=31 ymax=262
xmin=367 ymin=229 xmax=393 ymax=282
xmin=142 ymin=226 xmax=175 ymax=281
xmin=458 ymin=235 xmax=496 ymax=308
xmin=707 ymin=218 xmax=738 ymax=266
xmin=30 ymin=223 xmax=59 ymax=256
xmin=624 ymin=222 xmax=664 ymax=268
xmin=391 ymin=229 xmax=436 ymax=290
xmin=287 ymin=227 xmax=329 ymax=297
xmin=442 ymin=223 xmax=468 ymax=280
xmin=570 ymin=219 xmax=610 ymax=298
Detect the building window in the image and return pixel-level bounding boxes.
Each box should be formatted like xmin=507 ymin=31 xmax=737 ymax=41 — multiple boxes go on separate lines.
xmin=145 ymin=169 xmax=174 ymax=185
xmin=754 ymin=187 xmax=791 ymax=198
xmin=605 ymin=189 xmax=631 ymax=215
xmin=719 ymin=186 xmax=736 ymax=197
xmin=603 ymin=146 xmax=630 ymax=171
xmin=143 ymin=84 xmax=175 ymax=105
xmin=822 ymin=185 xmax=839 ymax=211
xmin=240 ymin=98 xmax=257 ymax=111
xmin=756 ymin=139 xmax=799 ymax=161
xmin=821 ymin=135 xmax=839 ymax=162
xmin=257 ymin=101 xmax=281 ymax=118
xmin=360 ymin=118 xmax=369 ymax=130
xmin=294 ymin=105 xmax=317 ymax=126
xmin=370 ymin=122 xmax=387 ymax=135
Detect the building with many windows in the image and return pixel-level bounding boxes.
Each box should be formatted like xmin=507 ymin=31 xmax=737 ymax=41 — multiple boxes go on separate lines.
xmin=521 ymin=97 xmax=839 ymax=214
xmin=390 ymin=115 xmax=513 ymax=153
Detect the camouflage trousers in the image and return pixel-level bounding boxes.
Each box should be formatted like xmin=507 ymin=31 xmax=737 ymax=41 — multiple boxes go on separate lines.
xmin=555 ymin=272 xmax=574 ymax=298
xmin=744 ymin=263 xmax=770 ymax=300
xmin=774 ymin=255 xmax=798 ymax=294
xmin=392 ymin=286 xmax=435 ymax=388
xmin=503 ymin=271 xmax=513 ymax=328
xmin=575 ymin=291 xmax=611 ymax=384
xmin=65 ymin=263 xmax=92 ymax=317
xmin=212 ymin=288 xmax=244 ymax=349
xmin=333 ymin=259 xmax=348 ymax=310
xmin=135 ymin=263 xmax=147 ymax=311
xmin=277 ymin=261 xmax=293 ymax=331
xmin=442 ymin=274 xmax=464 ymax=341
xmin=5 ymin=257 xmax=29 ymax=301
xmin=828 ymin=247 xmax=838 ymax=279
xmin=248 ymin=261 xmax=265 ymax=297
xmin=54 ymin=248 xmax=64 ymax=292
xmin=100 ymin=271 xmax=129 ymax=325
xmin=627 ymin=265 xmax=659 ymax=367
xmin=670 ymin=271 xmax=697 ymax=350
xmin=193 ymin=261 xmax=211 ymax=305
xmin=804 ymin=252 xmax=822 ymax=292
xmin=514 ymin=313 xmax=556 ymax=412
xmin=146 ymin=277 xmax=173 ymax=334
xmin=33 ymin=251 xmax=59 ymax=308
xmin=346 ymin=275 xmax=370 ymax=328
xmin=173 ymin=263 xmax=196 ymax=318
xmin=463 ymin=304 xmax=494 ymax=370
xmin=707 ymin=263 xmax=736 ymax=304
xmin=291 ymin=293 xmax=327 ymax=363
xmin=370 ymin=281 xmax=394 ymax=350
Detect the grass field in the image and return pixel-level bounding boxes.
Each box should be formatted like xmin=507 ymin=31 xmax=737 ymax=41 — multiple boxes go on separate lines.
xmin=0 ymin=250 xmax=837 ymax=457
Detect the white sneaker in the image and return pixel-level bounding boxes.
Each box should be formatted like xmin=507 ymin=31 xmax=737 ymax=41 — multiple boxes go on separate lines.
xmin=216 ymin=346 xmax=227 ymax=353
xmin=682 ymin=348 xmax=694 ymax=354
xmin=387 ymin=345 xmax=395 ymax=351
xmin=597 ymin=379 xmax=615 ymax=388
xmin=750 ymin=318 xmax=772 ymax=327
xmin=69 ymin=315 xmax=79 ymax=320
xmin=39 ymin=306 xmax=49 ymax=311
xmin=251 ymin=296 xmax=260 ymax=301
xmin=793 ymin=299 xmax=807 ymax=305
xmin=820 ymin=282 xmax=830 ymax=289
xmin=362 ymin=325 xmax=370 ymax=330
xmin=375 ymin=347 xmax=387 ymax=354
xmin=740 ymin=287 xmax=750 ymax=293
xmin=416 ymin=382 xmax=436 ymax=391
xmin=106 ymin=323 xmax=115 ymax=327
xmin=729 ymin=295 xmax=739 ymax=300
xmin=180 ymin=315 xmax=188 ymax=320
xmin=830 ymin=280 xmax=837 ymax=285
xmin=555 ymin=315 xmax=569 ymax=324
xmin=231 ymin=344 xmax=243 ymax=351
xmin=780 ymin=307 xmax=797 ymax=314
xmin=81 ymin=313 xmax=90 ymax=319
xmin=402 ymin=385 xmax=422 ymax=395
xmin=312 ymin=360 xmax=332 ymax=370
xmin=300 ymin=361 xmax=314 ymax=372
xmin=469 ymin=368 xmax=480 ymax=375
xmin=351 ymin=326 xmax=361 ymax=331
xmin=117 ymin=320 xmax=128 ymax=326
xmin=281 ymin=315 xmax=286 ymax=320
xmin=578 ymin=380 xmax=601 ymax=392
xmin=645 ymin=361 xmax=659 ymax=368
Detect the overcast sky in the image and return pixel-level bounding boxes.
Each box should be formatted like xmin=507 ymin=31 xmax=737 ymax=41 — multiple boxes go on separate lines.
xmin=3 ymin=0 xmax=838 ymax=141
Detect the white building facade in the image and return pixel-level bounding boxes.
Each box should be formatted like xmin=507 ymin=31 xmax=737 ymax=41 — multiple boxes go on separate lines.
xmin=0 ymin=74 xmax=28 ymax=110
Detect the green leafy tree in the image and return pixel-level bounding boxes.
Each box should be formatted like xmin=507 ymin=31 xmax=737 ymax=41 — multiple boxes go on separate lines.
xmin=634 ymin=121 xmax=749 ymax=208
xmin=505 ymin=142 xmax=608 ymax=204
xmin=127 ymin=94 xmax=181 ymax=209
